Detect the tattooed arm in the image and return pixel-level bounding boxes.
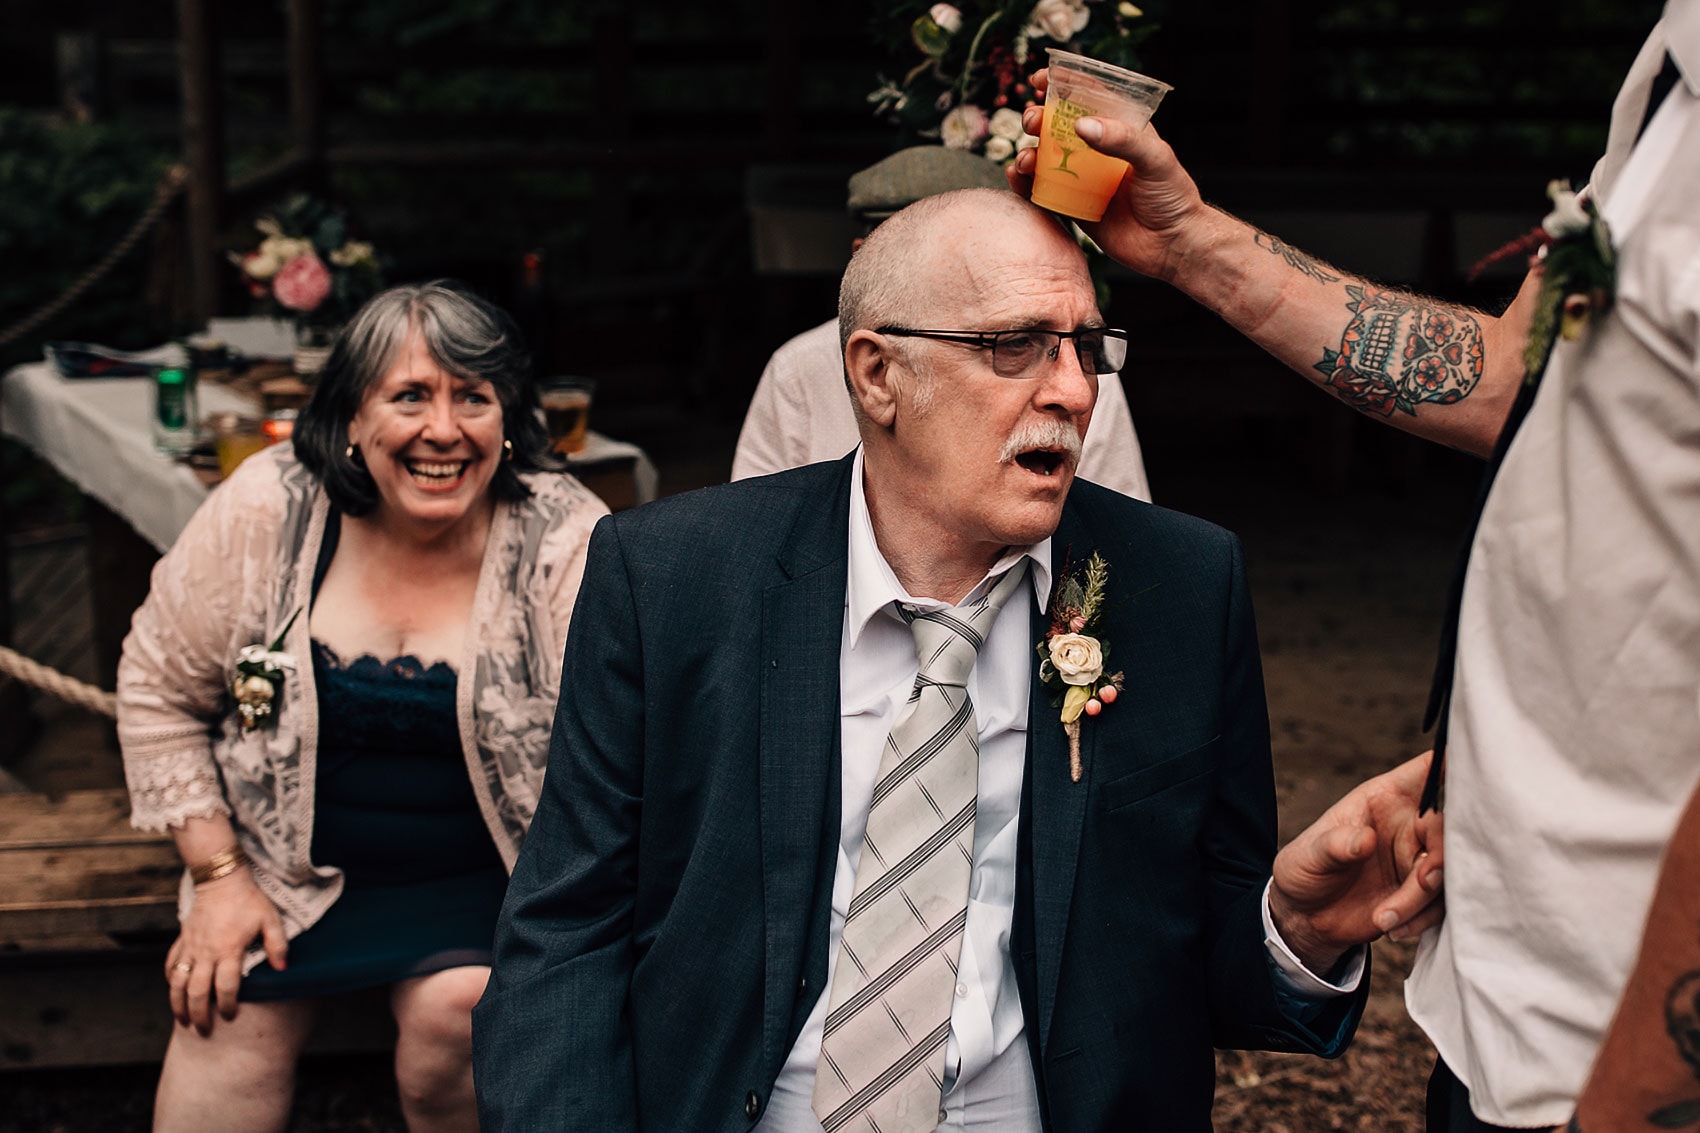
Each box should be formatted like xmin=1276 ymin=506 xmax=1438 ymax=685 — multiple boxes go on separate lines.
xmin=1562 ymin=781 xmax=1700 ymax=1132
xmin=1011 ymin=94 xmax=1537 ymax=458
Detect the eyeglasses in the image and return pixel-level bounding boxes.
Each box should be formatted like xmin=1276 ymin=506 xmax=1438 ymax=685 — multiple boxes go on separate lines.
xmin=875 ymin=326 xmax=1129 ymax=379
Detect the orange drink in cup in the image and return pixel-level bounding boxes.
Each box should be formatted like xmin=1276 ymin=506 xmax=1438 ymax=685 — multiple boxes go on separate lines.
xmin=1030 ymin=49 xmax=1172 ymax=223
xmin=540 ymin=378 xmax=596 ymax=454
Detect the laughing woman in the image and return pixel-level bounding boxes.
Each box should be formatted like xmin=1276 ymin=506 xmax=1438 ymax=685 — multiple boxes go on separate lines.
xmin=117 ymin=280 xmax=607 ymax=1132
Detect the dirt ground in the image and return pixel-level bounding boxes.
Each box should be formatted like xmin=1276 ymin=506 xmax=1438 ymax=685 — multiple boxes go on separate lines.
xmin=0 ymin=404 xmax=1475 ymax=1130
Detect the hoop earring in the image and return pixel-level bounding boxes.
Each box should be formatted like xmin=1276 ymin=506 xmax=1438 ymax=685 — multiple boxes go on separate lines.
xmin=503 ymin=439 xmax=514 ymax=462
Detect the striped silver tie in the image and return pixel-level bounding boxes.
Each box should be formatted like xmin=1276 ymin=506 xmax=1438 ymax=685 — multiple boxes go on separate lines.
xmin=812 ymin=564 xmax=1028 ymax=1133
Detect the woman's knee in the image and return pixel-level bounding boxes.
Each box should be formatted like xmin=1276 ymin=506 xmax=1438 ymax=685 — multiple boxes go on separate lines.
xmin=391 ymin=967 xmax=487 ymax=1109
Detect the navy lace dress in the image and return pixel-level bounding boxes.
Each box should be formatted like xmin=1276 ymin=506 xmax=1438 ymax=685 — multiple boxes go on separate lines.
xmin=240 ymin=516 xmax=509 ymax=1001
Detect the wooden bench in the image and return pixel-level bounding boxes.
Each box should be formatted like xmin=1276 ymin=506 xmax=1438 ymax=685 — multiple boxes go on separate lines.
xmin=0 ymin=787 xmax=394 ymax=1069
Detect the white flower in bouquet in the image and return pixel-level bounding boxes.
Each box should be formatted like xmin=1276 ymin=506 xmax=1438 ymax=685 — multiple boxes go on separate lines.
xmin=989 ymin=107 xmax=1025 ymax=141
xmin=330 ymin=240 xmax=376 ymax=268
xmin=929 ymin=3 xmax=964 ymax=33
xmin=1026 ymin=0 xmax=1091 ymax=43
xmin=984 ymin=135 xmax=1016 ymax=162
xmin=940 ymin=104 xmax=990 ymax=150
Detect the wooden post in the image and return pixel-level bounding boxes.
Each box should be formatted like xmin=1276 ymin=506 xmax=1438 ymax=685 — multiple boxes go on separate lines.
xmin=287 ymin=0 xmax=326 ymax=194
xmin=177 ymin=0 xmax=225 ymax=326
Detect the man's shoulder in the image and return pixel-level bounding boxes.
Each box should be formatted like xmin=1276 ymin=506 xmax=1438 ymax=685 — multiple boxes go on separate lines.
xmin=1065 ymin=478 xmax=1241 ymax=563
xmin=606 ymin=457 xmax=852 ymax=555
xmin=761 ymin=317 xmax=842 ymax=380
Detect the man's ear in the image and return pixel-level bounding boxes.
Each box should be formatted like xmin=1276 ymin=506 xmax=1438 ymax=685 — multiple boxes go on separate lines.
xmin=845 ymin=329 xmax=899 ymax=429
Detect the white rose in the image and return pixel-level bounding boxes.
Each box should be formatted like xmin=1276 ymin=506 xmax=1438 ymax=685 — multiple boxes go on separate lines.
xmin=929 ymin=3 xmax=963 ymax=33
xmin=1027 ymin=0 xmax=1090 ymax=43
xmin=984 ymin=135 xmax=1015 ymax=162
xmin=989 ymin=107 xmax=1025 ymax=141
xmin=1117 ymin=2 xmax=1143 ymax=17
xmin=1048 ymin=633 xmax=1104 ymax=686
xmin=940 ymin=105 xmax=989 ymax=150
xmin=1017 ymin=133 xmax=1040 ymax=151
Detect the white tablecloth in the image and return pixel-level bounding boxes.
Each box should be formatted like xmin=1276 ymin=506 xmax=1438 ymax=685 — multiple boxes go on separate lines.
xmin=2 ymin=358 xmax=657 ymax=553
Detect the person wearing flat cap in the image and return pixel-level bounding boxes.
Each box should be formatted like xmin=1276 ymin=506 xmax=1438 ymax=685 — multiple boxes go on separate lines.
xmin=731 ymin=145 xmax=1151 ymax=501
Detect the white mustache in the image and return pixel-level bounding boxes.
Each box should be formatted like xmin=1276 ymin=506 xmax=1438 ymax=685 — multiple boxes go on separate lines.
xmin=998 ymin=418 xmax=1083 ymax=466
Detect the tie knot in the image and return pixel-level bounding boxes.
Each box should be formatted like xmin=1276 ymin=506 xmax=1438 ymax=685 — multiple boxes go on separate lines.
xmin=903 ymin=563 xmax=1028 ymax=688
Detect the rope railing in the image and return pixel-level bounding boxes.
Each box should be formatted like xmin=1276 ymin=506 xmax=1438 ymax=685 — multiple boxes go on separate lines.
xmin=0 ymin=163 xmax=191 ymax=350
xmin=0 ymin=645 xmax=115 ymax=719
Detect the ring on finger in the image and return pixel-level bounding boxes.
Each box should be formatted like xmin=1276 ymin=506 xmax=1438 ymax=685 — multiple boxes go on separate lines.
xmin=174 ymin=960 xmax=194 ymax=974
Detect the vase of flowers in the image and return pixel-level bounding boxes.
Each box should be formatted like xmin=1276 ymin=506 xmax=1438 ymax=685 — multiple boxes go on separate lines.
xmin=233 ymin=194 xmax=384 ymax=377
xmin=869 ymin=0 xmax=1154 ymax=168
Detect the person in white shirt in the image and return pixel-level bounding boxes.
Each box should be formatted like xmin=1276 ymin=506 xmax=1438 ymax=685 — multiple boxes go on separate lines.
xmin=733 ymin=145 xmax=1152 ymax=502
xmin=473 ymin=187 xmax=1443 ymax=1131
xmin=1007 ymin=4 xmax=1700 ymax=1128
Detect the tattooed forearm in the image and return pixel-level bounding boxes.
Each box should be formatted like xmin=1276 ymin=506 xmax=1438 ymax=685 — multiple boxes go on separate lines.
xmin=1254 ymin=229 xmax=1341 ymax=284
xmin=1651 ymin=970 xmax=1700 ymax=1127
xmin=1312 ymin=284 xmax=1485 ymax=418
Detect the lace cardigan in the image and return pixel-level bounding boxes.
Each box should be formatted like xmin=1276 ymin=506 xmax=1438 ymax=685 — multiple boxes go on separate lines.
xmin=117 ymin=443 xmax=607 ymax=957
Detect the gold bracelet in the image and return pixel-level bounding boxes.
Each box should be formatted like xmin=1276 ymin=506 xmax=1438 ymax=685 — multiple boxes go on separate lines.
xmin=190 ymin=845 xmax=249 ymax=886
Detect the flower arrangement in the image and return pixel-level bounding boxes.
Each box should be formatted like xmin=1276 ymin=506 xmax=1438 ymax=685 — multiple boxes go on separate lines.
xmin=869 ymin=0 xmax=1155 ymax=167
xmin=232 ymin=193 xmax=384 ymax=332
xmin=1037 ymin=550 xmax=1125 ymax=781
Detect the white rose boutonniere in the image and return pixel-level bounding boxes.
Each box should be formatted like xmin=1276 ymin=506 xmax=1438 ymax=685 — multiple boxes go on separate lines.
xmin=1037 ymin=551 xmax=1125 ymax=782
xmin=231 ymin=608 xmax=301 ymax=732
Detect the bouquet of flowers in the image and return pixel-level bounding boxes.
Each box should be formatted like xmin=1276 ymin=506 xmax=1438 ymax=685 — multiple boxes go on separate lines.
xmin=869 ymin=0 xmax=1155 ymax=167
xmin=232 ymin=193 xmax=384 ymax=332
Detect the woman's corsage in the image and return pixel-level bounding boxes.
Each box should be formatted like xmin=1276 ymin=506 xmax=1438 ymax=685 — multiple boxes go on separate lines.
xmin=1037 ymin=551 xmax=1124 ymax=782
xmin=231 ymin=608 xmax=301 ymax=731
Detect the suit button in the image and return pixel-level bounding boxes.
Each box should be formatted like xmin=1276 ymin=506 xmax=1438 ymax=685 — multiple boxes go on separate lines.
xmin=745 ymin=1091 xmax=761 ymax=1119
xmin=798 ymin=975 xmax=808 ymax=994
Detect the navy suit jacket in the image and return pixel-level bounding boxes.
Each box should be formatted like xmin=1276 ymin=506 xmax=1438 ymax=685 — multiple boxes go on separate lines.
xmin=472 ymin=455 xmax=1366 ymax=1131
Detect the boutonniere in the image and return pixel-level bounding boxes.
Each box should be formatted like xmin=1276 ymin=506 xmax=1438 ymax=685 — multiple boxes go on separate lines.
xmin=231 ymin=608 xmax=301 ymax=731
xmin=1469 ymin=179 xmax=1616 ymax=383
xmin=1037 ymin=551 xmax=1125 ymax=783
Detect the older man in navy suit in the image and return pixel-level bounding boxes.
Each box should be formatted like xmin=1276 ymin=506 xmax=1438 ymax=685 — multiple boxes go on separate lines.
xmin=472 ymin=188 xmax=1442 ymax=1132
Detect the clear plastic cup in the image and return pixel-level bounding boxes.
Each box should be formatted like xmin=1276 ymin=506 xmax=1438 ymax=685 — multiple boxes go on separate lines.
xmin=1030 ymin=49 xmax=1172 ymax=223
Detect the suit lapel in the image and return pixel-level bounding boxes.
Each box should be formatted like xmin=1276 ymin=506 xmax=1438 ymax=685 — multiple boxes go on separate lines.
xmin=1025 ymin=499 xmax=1095 ymax=1048
xmin=757 ymin=458 xmax=853 ymax=1076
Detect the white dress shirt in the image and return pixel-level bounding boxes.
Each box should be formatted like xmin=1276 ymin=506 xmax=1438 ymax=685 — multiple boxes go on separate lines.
xmin=1407 ymin=6 xmax=1700 ymax=1125
xmin=757 ymin=450 xmax=1357 ymax=1132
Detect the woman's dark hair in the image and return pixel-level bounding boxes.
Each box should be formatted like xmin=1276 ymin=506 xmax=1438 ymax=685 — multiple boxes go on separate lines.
xmin=294 ymin=278 xmax=561 ymax=515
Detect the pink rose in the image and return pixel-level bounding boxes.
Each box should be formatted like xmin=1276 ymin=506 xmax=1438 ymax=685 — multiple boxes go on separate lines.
xmin=272 ymin=252 xmax=332 ymax=313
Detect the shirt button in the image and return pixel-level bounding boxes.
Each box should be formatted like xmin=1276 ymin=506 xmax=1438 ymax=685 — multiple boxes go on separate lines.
xmin=745 ymin=1091 xmax=761 ymax=1119
xmin=938 ymin=1108 xmax=949 ymax=1123
xmin=955 ymin=981 xmax=968 ymax=998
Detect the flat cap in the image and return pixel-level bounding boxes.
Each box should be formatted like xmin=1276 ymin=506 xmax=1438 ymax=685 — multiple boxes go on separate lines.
xmin=846 ymin=145 xmax=1012 ymax=221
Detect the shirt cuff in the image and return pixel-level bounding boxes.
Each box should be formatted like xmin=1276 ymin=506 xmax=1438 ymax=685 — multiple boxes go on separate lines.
xmin=1260 ymin=879 xmax=1365 ymax=999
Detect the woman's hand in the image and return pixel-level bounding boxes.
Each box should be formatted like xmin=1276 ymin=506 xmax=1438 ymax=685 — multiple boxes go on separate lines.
xmin=165 ymin=870 xmax=288 ymax=1032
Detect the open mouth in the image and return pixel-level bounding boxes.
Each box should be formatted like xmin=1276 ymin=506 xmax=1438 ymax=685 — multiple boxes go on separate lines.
xmin=1014 ymin=448 xmax=1068 ymax=477
xmin=405 ymin=459 xmax=469 ymax=485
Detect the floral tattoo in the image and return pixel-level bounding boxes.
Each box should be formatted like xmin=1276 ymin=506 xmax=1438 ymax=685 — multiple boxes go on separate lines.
xmin=1313 ymin=284 xmax=1484 ymax=417
xmin=1254 ymin=229 xmax=1341 ymax=284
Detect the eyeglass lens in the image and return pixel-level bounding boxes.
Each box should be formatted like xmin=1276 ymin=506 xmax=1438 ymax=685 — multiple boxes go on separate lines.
xmin=991 ymin=330 xmax=1127 ymax=378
